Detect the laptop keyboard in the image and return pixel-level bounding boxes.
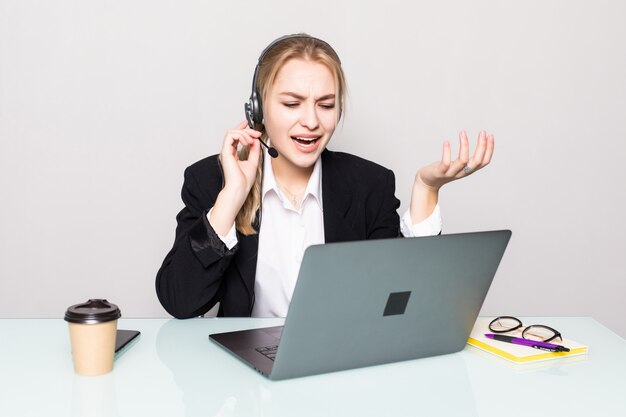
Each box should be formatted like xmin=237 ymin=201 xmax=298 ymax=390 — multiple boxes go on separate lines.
xmin=255 ymin=345 xmax=278 ymax=361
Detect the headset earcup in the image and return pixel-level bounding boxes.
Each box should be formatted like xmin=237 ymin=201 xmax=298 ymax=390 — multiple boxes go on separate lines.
xmin=251 ymin=90 xmax=263 ymax=126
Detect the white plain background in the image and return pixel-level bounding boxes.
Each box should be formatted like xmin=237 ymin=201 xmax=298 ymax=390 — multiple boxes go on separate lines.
xmin=1 ymin=0 xmax=625 ymax=337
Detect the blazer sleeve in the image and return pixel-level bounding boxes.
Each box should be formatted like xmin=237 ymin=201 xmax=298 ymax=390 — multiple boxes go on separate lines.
xmin=155 ymin=162 xmax=238 ymax=319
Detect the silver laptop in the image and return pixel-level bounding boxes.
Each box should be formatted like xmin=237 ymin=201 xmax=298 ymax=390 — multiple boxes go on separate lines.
xmin=209 ymin=230 xmax=511 ymax=380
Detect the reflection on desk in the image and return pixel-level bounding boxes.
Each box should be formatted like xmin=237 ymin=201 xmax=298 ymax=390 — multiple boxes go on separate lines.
xmin=155 ymin=318 xmax=477 ymax=416
xmin=0 ymin=317 xmax=624 ymax=417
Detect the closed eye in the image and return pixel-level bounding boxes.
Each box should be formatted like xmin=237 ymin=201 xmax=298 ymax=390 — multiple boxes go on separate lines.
xmin=282 ymin=102 xmax=335 ymax=109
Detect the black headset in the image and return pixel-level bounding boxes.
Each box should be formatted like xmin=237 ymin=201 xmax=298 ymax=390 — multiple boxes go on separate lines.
xmin=244 ymin=34 xmax=341 ymax=158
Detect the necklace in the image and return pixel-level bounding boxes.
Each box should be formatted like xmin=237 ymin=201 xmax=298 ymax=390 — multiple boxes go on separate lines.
xmin=277 ymin=182 xmax=306 ymax=207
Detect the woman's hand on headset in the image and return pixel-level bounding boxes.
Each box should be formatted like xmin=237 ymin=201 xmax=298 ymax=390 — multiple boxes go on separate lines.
xmin=220 ymin=120 xmax=263 ymax=195
xmin=210 ymin=120 xmax=262 ymax=235
xmin=408 ymin=130 xmax=494 ymax=224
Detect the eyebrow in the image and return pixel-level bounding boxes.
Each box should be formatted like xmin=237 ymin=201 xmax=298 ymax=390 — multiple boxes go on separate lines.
xmin=279 ymin=92 xmax=336 ymax=101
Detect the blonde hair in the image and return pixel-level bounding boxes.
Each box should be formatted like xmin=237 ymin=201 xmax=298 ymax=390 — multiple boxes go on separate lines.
xmin=235 ymin=34 xmax=347 ymax=235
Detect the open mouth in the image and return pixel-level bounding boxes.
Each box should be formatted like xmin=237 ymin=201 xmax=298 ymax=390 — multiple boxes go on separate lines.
xmin=291 ymin=136 xmax=321 ymax=146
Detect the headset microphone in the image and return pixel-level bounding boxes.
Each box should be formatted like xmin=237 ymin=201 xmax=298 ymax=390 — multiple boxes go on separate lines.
xmin=257 ymin=136 xmax=279 ymax=158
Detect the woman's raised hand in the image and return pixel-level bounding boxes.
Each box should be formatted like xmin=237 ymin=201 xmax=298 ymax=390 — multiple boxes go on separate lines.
xmin=408 ymin=131 xmax=494 ymax=224
xmin=219 ymin=120 xmax=263 ymax=200
xmin=417 ymin=130 xmax=494 ymax=191
xmin=210 ymin=120 xmax=263 ymax=235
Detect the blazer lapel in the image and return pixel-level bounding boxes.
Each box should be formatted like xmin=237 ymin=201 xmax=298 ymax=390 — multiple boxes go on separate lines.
xmin=322 ymin=150 xmax=359 ymax=243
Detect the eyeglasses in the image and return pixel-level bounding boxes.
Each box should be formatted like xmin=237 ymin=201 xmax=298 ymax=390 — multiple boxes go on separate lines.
xmin=488 ymin=316 xmax=563 ymax=343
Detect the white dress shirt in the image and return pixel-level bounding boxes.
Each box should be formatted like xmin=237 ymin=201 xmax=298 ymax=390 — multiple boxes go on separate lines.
xmin=209 ymin=151 xmax=442 ymax=317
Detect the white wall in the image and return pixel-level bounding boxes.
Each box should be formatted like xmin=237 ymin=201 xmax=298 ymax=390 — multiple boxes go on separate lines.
xmin=1 ymin=0 xmax=625 ymax=337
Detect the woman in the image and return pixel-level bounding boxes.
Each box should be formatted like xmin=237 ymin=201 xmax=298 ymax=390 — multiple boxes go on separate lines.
xmin=156 ymin=34 xmax=494 ymax=318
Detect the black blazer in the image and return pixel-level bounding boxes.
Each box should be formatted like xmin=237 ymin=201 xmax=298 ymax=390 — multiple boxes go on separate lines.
xmin=156 ymin=149 xmax=402 ymax=318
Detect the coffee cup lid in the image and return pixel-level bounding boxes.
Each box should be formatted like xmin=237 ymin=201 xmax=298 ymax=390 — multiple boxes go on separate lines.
xmin=64 ymin=299 xmax=121 ymax=324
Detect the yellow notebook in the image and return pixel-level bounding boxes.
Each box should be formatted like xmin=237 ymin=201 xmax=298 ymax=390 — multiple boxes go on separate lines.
xmin=467 ymin=318 xmax=588 ymax=364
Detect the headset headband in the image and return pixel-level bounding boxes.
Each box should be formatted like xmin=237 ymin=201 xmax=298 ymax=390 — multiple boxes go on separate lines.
xmin=256 ymin=34 xmax=341 ymax=66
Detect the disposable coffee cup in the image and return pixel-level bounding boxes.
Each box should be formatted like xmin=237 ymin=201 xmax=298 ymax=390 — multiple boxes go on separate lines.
xmin=65 ymin=299 xmax=121 ymax=376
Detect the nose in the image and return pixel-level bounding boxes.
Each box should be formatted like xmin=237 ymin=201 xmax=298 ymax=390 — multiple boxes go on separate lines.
xmin=299 ymin=102 xmax=319 ymax=130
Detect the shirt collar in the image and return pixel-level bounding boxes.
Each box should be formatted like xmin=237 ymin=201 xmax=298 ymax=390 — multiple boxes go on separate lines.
xmin=262 ymin=150 xmax=323 ymax=210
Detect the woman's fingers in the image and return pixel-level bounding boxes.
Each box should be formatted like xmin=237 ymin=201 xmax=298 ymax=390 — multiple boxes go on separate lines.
xmin=452 ymin=131 xmax=494 ymax=179
xmin=246 ymin=139 xmax=262 ymax=171
xmin=440 ymin=130 xmax=493 ymax=178
xmin=220 ymin=123 xmax=263 ymax=191
xmin=223 ymin=121 xmax=263 ymax=152
xmin=222 ymin=120 xmax=249 ymax=150
xmin=236 ymin=119 xmax=248 ymax=130
xmin=421 ymin=130 xmax=495 ymax=188
xmin=225 ymin=130 xmax=250 ymax=147
xmin=444 ymin=131 xmax=469 ymax=176
xmin=439 ymin=140 xmax=451 ymax=173
xmin=459 ymin=130 xmax=470 ymax=165
xmin=470 ymin=131 xmax=487 ymax=168
xmin=482 ymin=134 xmax=495 ymax=166
xmin=468 ymin=131 xmax=494 ymax=170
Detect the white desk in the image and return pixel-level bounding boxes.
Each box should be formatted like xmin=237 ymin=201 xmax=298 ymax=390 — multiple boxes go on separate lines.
xmin=1 ymin=317 xmax=624 ymax=416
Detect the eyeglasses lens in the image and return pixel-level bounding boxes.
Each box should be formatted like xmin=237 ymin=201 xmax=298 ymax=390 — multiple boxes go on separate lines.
xmin=523 ymin=326 xmax=561 ymax=342
xmin=490 ymin=317 xmax=521 ymax=332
